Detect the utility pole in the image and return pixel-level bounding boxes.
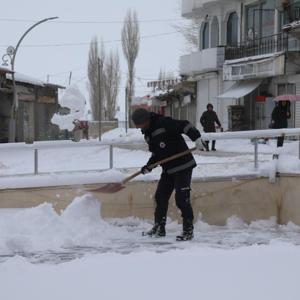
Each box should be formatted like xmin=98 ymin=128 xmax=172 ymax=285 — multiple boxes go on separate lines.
xmin=98 ymin=58 xmax=102 ymax=141
xmin=68 ymin=71 xmax=72 ymax=86
xmin=125 ymin=86 xmax=128 ymax=133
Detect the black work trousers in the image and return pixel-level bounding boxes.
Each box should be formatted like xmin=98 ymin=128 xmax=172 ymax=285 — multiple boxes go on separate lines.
xmin=205 ymin=140 xmax=216 ymax=150
xmin=277 ymin=136 xmax=284 ymax=147
xmin=154 ymin=169 xmax=194 ymax=225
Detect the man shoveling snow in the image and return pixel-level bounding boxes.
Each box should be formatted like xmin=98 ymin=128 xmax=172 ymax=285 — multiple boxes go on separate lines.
xmin=131 ymin=108 xmax=205 ymax=241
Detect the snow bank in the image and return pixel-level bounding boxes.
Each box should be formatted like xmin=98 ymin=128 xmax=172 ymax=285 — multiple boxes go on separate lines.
xmin=1 ymin=195 xmax=300 ymax=259
xmin=0 ymin=195 xmax=131 ymax=255
xmin=101 ymin=127 xmax=144 ymax=143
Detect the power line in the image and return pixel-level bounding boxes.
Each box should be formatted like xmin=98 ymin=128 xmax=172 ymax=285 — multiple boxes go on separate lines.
xmin=0 ymin=17 xmax=184 ymax=24
xmin=0 ymin=31 xmax=180 ymax=48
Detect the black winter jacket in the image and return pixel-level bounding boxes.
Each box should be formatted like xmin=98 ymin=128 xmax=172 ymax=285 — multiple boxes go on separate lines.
xmin=271 ymin=105 xmax=291 ymax=129
xmin=200 ymin=110 xmax=221 ymax=132
xmin=142 ymin=113 xmax=201 ymax=174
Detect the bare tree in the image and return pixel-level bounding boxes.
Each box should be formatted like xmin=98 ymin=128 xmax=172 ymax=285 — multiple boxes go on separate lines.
xmin=88 ymin=37 xmax=105 ymax=121
xmin=121 ymin=9 xmax=140 ymax=129
xmin=173 ymin=19 xmax=201 ymax=52
xmin=104 ymin=50 xmax=121 ymax=120
xmin=157 ymin=68 xmax=175 ymax=91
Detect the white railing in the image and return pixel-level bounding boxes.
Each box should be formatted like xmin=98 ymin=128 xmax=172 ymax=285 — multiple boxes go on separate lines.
xmin=202 ymin=128 xmax=300 ymax=168
xmin=1 ymin=128 xmax=300 ymax=176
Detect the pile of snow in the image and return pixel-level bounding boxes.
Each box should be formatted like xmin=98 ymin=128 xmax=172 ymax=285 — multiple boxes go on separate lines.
xmin=1 ymin=195 xmax=300 ymax=258
xmin=51 ymin=84 xmax=87 ymax=131
xmin=0 ymin=195 xmax=131 ymax=255
xmin=102 ymin=127 xmax=145 ymax=143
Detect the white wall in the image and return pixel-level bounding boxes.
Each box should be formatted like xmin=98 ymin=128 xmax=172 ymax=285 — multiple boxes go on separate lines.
xmin=197 ymin=74 xmax=221 ymax=130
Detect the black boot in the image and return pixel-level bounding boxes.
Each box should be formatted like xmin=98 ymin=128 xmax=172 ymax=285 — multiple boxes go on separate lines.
xmin=211 ymin=141 xmax=216 ymax=151
xmin=176 ymin=219 xmax=194 ymax=241
xmin=143 ymin=223 xmax=166 ymax=237
xmin=205 ymin=141 xmax=210 ymax=152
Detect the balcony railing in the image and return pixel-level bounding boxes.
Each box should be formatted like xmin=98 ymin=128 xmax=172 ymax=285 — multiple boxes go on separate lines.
xmin=225 ymin=33 xmax=289 ymax=61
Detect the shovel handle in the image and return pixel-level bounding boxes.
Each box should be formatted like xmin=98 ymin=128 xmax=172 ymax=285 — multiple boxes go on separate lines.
xmin=122 ymin=147 xmax=197 ymax=184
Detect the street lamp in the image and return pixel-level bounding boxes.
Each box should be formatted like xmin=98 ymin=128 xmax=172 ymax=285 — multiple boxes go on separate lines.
xmin=1 ymin=16 xmax=58 ymax=142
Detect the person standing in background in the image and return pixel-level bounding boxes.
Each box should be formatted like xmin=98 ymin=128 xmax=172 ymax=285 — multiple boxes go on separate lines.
xmin=271 ymin=101 xmax=291 ymax=147
xmin=200 ymin=103 xmax=222 ymax=151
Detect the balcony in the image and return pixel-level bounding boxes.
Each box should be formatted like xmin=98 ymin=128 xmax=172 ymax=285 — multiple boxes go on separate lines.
xmin=180 ymin=47 xmax=225 ymax=75
xmin=225 ymin=33 xmax=289 ymax=61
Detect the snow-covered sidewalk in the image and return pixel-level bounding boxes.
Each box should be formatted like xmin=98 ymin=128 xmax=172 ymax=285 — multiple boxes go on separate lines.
xmin=0 ymin=138 xmax=300 ymax=189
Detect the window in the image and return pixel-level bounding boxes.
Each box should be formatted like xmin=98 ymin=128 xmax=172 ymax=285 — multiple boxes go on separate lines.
xmin=227 ymin=12 xmax=238 ymax=46
xmin=279 ymin=0 xmax=300 ymax=29
xmin=202 ymin=22 xmax=209 ymax=49
xmin=262 ymin=0 xmax=275 ymax=37
xmin=278 ymin=83 xmax=295 ymax=95
xmin=211 ymin=17 xmax=219 ymax=48
xmin=246 ymin=0 xmax=275 ymax=40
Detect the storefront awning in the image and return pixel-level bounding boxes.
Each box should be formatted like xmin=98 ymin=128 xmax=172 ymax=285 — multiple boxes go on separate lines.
xmin=217 ymin=80 xmax=262 ymax=100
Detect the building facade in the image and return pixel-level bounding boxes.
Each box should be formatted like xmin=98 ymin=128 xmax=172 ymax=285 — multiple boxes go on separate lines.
xmin=180 ymin=0 xmax=300 ymax=131
xmin=0 ymin=69 xmax=64 ymax=143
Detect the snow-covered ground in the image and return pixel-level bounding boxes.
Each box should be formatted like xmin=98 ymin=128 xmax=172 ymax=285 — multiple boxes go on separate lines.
xmin=1 ymin=128 xmax=300 ymax=300
xmin=1 ymin=196 xmax=300 ymax=300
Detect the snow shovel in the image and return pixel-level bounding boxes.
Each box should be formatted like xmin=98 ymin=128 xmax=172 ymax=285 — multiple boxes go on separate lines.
xmin=89 ymin=147 xmax=197 ymax=194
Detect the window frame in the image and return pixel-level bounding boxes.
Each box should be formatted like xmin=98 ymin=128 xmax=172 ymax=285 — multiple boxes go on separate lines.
xmin=201 ymin=22 xmax=210 ymax=50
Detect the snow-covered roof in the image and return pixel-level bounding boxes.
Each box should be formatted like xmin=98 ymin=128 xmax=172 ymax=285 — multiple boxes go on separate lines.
xmin=0 ymin=67 xmax=13 ymax=74
xmin=6 ymin=72 xmax=65 ymax=89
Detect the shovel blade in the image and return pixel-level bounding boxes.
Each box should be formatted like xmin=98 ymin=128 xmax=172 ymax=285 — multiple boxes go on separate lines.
xmin=88 ymin=183 xmax=125 ymax=194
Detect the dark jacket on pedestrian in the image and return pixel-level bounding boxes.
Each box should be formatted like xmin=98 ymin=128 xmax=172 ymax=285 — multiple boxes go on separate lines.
xmin=200 ymin=110 xmax=221 ymax=133
xmin=271 ymin=102 xmax=291 ymax=129
xmin=142 ymin=113 xmax=201 ymax=175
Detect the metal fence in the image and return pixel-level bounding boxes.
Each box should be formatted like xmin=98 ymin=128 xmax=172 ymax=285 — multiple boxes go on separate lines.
xmin=1 ymin=128 xmax=300 ymax=176
xmin=225 ymin=33 xmax=289 ymax=60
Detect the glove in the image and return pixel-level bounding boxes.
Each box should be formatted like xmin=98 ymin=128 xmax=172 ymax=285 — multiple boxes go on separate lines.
xmin=141 ymin=165 xmax=152 ymax=175
xmin=195 ymin=138 xmax=207 ymax=151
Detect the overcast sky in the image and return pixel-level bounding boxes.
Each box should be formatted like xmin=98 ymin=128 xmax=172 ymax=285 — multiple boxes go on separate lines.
xmin=1 ymin=0 xmax=187 ymax=111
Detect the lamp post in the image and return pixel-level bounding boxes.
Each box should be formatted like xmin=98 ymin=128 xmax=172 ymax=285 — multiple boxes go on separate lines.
xmin=98 ymin=57 xmax=103 ymax=141
xmin=2 ymin=16 xmax=58 ymax=142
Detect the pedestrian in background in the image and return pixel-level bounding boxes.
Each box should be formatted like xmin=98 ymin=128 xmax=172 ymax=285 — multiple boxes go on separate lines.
xmin=271 ymin=101 xmax=291 ymax=147
xmin=200 ymin=103 xmax=222 ymax=151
